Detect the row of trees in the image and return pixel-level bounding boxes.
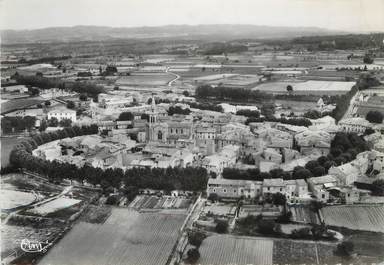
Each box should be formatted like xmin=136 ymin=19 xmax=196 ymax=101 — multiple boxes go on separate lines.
xmin=9 ymin=125 xmax=208 ymax=192
xmin=14 ymin=75 xmax=105 ymax=99
xmin=245 ymin=116 xmax=312 ymax=127
xmin=168 ymin=106 xmax=191 ymax=116
xmin=189 ymin=102 xmax=224 ymax=112
xmin=222 ymin=132 xmax=369 ymax=181
xmin=236 ymin=109 xmax=260 ymax=118
xmin=1 ymin=116 xmax=36 ymax=134
xmin=332 ymin=73 xmax=381 ymax=121
xmin=196 ymin=85 xmax=273 ymax=102
xmin=366 ymin=110 xmax=383 ymax=124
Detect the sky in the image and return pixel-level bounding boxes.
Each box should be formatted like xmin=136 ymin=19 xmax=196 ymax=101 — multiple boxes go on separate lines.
xmin=1 ymin=0 xmax=383 ymax=32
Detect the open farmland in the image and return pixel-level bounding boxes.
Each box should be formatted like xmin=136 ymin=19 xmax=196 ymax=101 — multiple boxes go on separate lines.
xmin=39 ymin=208 xmax=187 ymax=265
xmin=273 ymin=239 xmax=339 ymax=265
xmin=128 ymin=195 xmax=191 ymax=210
xmin=252 ymin=80 xmax=354 ymax=95
xmin=321 ymin=204 xmax=384 ymax=233
xmin=1 ymin=225 xmax=61 ymax=261
xmin=198 ymin=234 xmax=273 ymax=265
xmin=116 ymin=73 xmax=174 ymax=86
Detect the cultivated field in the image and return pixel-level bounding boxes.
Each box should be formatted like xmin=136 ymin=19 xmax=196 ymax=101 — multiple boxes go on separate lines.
xmin=198 ymin=234 xmax=273 ymax=265
xmin=321 ymin=204 xmax=384 ymax=233
xmin=289 ymin=205 xmax=320 ymax=224
xmin=273 ymin=239 xmax=339 ymax=265
xmin=253 ymin=80 xmax=354 ymax=95
xmin=39 ymin=208 xmax=187 ymax=265
xmin=128 ymin=195 xmax=191 ymax=210
xmin=1 ymin=225 xmax=61 ymax=260
xmin=116 ymin=73 xmax=174 ymax=86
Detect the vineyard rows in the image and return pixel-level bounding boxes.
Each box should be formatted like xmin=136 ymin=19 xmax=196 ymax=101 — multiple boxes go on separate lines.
xmin=199 ymin=234 xmax=273 ymax=265
xmin=39 ymin=208 xmax=186 ymax=265
xmin=321 ymin=204 xmax=384 ymax=233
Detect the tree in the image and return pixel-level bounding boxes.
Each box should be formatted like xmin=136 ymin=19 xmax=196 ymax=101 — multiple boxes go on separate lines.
xmin=141 ymin=113 xmax=149 ymax=121
xmin=366 ymin=111 xmax=383 ymax=123
xmin=305 ymin=160 xmax=320 ymax=173
xmin=363 ymin=54 xmax=374 ymax=64
xmin=291 ymin=227 xmax=312 ymax=239
xmin=286 ymin=85 xmax=293 ymax=93
xmin=310 ymin=200 xmax=324 ymax=212
xmin=186 ymin=248 xmax=200 ymax=264
xmin=79 ymin=93 xmax=88 ymax=101
xmin=317 ymin=156 xmax=329 ymax=166
xmin=303 ymin=110 xmax=321 ymax=119
xmin=168 ymin=106 xmax=191 ymax=116
xmin=258 ymin=219 xmax=280 ymax=235
xmin=330 ymin=147 xmax=343 ymax=158
xmin=188 ymin=231 xmax=206 ymax=247
xmin=292 ymin=168 xmax=313 ymax=180
xmin=47 ymin=117 xmax=59 ymax=127
xmin=364 ymin=128 xmax=375 ymax=135
xmin=371 ymin=179 xmax=384 ymax=196
xmin=117 ymin=112 xmax=134 ymax=121
xmin=39 ymin=119 xmax=47 ymax=132
xmin=335 ymin=241 xmax=354 ymax=257
xmin=312 ymin=166 xmax=326 ymax=177
xmin=44 ymin=100 xmax=51 ymax=106
xmin=183 ymin=90 xmax=190 ymax=97
xmin=277 ymin=211 xmax=292 ymax=223
xmin=272 ymin=193 xmax=287 ymax=206
xmin=67 ymin=101 xmax=75 ymax=109
xmin=105 ymin=195 xmax=118 ymax=205
xmin=215 ymin=220 xmax=228 ymax=234
xmin=59 ymin=119 xmax=72 ymax=128
xmin=208 ymin=193 xmax=219 ymax=202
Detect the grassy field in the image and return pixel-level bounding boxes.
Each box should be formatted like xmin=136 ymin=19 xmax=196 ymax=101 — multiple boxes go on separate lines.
xmin=39 ymin=208 xmax=186 ymax=265
xmin=198 ymin=234 xmax=273 ymax=265
xmin=321 ymin=205 xmax=384 ymax=233
xmin=116 ymin=73 xmax=174 ymax=86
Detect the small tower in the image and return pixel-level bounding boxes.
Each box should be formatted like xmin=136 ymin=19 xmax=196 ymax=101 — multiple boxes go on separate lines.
xmin=148 ymin=94 xmax=158 ymax=125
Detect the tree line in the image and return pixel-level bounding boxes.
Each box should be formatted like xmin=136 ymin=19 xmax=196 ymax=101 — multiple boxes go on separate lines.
xmin=9 ymin=125 xmax=208 ymax=192
xmin=14 ymin=75 xmax=105 ymax=100
xmin=1 ymin=116 xmax=36 ymax=134
xmin=331 ymin=73 xmax=381 ymax=121
xmin=245 ymin=116 xmax=312 ymax=127
xmin=196 ymin=85 xmax=273 ymax=102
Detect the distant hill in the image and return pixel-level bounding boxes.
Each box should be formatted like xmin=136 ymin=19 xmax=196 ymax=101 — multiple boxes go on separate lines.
xmin=0 ymin=24 xmax=345 ymax=44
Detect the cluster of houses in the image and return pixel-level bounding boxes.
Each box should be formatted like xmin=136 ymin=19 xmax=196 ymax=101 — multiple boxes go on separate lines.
xmin=207 ymin=149 xmax=384 ymax=204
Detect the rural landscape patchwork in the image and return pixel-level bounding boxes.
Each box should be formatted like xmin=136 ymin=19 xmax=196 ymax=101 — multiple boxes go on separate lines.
xmin=1 ymin=0 xmax=384 ymax=264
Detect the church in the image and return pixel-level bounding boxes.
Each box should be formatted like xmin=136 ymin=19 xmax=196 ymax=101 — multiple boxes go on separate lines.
xmin=146 ymin=95 xmax=194 ymax=145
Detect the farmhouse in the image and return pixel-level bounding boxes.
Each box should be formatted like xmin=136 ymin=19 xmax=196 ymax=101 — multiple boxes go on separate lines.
xmin=206 ymin=178 xmax=262 ymax=199
xmin=47 ymin=106 xmax=77 ymax=122
xmin=262 ymin=178 xmax=285 ymax=194
xmin=307 ymin=175 xmax=339 ymax=202
xmin=338 ymin=117 xmax=372 ymax=134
